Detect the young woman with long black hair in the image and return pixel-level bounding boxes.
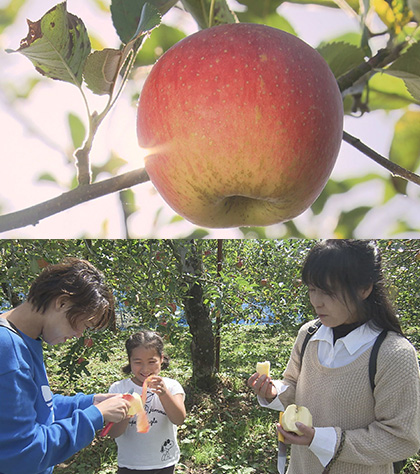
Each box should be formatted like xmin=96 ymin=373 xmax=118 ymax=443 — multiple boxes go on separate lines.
xmin=248 ymin=240 xmax=420 ymax=474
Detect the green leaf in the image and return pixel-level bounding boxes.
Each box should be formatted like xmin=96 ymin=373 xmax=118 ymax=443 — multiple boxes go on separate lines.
xmin=236 ymin=11 xmax=297 ymax=35
xmin=135 ymin=24 xmax=186 ymax=67
xmin=389 ymin=110 xmax=420 ymax=194
xmin=92 ymin=153 xmax=128 ymax=180
xmin=111 ymin=0 xmax=162 ymax=44
xmin=119 ymin=189 xmax=137 ymax=217
xmin=335 ymin=206 xmax=371 ymax=237
xmin=132 ymin=2 xmax=162 ymax=40
xmin=366 ymin=72 xmax=418 ymax=110
xmin=37 ymin=172 xmax=58 ymax=183
xmin=6 ymin=2 xmax=91 ymax=86
xmin=317 ymin=42 xmax=366 ymax=79
xmin=0 ymin=0 xmax=27 ymax=34
xmin=385 ymin=43 xmax=420 ymax=102
xmin=83 ymin=48 xmax=122 ymax=96
xmin=180 ymin=0 xmax=238 ymax=29
xmin=312 ymin=174 xmax=384 ymax=215
xmin=67 ymin=112 xmax=86 ymax=149
xmin=86 ymin=3 xmax=161 ymax=96
xmin=235 ymin=0 xmax=282 ymax=17
xmin=319 ymin=32 xmax=362 ymax=48
xmin=144 ymin=0 xmax=178 ymax=15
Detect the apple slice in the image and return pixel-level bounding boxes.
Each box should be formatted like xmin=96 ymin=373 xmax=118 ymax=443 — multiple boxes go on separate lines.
xmin=256 ymin=361 xmax=270 ymax=376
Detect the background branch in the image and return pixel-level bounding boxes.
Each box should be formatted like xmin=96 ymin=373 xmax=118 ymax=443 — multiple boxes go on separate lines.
xmin=343 ymin=131 xmax=420 ymax=185
xmin=337 ymin=42 xmax=407 ymax=93
xmin=0 ymin=168 xmax=150 ymax=233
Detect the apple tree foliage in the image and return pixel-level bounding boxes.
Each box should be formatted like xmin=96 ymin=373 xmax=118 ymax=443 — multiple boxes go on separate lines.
xmin=0 ymin=238 xmax=419 ymax=389
xmin=0 ymin=0 xmax=420 ymax=236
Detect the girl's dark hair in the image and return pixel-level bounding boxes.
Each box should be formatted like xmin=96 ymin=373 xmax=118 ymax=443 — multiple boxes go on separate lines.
xmin=123 ymin=330 xmax=170 ymax=374
xmin=301 ymin=239 xmax=403 ymax=335
xmin=27 ymin=257 xmax=114 ymax=330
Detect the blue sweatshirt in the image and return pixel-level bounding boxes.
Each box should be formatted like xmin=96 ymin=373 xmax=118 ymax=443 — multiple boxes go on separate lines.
xmin=0 ymin=326 xmax=104 ymax=474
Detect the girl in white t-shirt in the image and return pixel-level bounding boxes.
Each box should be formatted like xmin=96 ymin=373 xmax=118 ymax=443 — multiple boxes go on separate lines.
xmin=108 ymin=330 xmax=186 ymax=474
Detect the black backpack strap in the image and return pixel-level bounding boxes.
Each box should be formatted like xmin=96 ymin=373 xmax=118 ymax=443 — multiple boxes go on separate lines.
xmin=369 ymin=329 xmax=388 ymax=392
xmin=0 ymin=317 xmax=23 ymax=338
xmin=300 ymin=319 xmax=322 ymax=367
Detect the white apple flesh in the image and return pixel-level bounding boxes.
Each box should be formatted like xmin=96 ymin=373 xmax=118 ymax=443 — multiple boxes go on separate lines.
xmin=281 ymin=404 xmax=313 ymax=436
xmin=256 ymin=361 xmax=270 ymax=376
xmin=124 ymin=392 xmax=143 ymax=416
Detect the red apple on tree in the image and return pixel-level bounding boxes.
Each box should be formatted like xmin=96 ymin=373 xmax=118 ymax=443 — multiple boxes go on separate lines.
xmin=37 ymin=258 xmax=50 ymax=269
xmin=137 ymin=23 xmax=343 ymax=228
xmin=84 ymin=337 xmax=93 ymax=348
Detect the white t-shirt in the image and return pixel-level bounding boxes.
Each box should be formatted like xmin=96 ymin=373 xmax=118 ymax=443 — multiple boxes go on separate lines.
xmin=109 ymin=377 xmax=185 ymax=469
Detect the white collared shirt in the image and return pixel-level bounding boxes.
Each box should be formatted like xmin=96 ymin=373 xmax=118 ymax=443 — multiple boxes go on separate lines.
xmin=260 ymin=323 xmax=382 ymax=467
xmin=312 ymin=322 xmax=381 ymax=368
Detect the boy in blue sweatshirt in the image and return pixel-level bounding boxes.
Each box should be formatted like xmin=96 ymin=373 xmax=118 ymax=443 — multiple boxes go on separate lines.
xmin=0 ymin=257 xmax=131 ymax=474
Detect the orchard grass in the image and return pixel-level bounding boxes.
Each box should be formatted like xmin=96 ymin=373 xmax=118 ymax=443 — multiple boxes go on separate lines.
xmin=46 ymin=324 xmax=420 ymax=474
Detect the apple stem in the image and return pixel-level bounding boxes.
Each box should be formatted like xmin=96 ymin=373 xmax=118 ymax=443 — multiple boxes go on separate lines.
xmin=208 ymin=0 xmax=216 ymax=27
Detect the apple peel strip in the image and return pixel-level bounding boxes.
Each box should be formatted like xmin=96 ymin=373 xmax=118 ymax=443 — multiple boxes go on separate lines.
xmin=136 ymin=376 xmax=152 ymax=433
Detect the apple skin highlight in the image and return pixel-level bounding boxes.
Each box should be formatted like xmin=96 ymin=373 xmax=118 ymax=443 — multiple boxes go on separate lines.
xmin=137 ymin=23 xmax=343 ymax=228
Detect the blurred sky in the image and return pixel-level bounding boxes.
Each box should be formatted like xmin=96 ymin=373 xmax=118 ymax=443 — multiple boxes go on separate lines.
xmin=0 ymin=0 xmax=419 ymax=238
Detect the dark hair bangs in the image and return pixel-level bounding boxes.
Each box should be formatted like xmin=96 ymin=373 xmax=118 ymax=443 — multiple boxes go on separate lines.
xmin=301 ymin=249 xmax=346 ymax=295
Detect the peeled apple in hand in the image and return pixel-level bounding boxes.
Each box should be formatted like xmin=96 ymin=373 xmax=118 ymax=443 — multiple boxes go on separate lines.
xmin=124 ymin=392 xmax=143 ymax=416
xmin=281 ymin=404 xmax=313 ymax=436
xmin=256 ymin=361 xmax=270 ymax=376
xmin=123 ymin=392 xmax=149 ymax=433
xmin=137 ymin=23 xmax=343 ymax=228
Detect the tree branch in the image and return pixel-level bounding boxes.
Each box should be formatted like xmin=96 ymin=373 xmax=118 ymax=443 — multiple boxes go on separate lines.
xmin=337 ymin=42 xmax=407 ymax=94
xmin=343 ymin=131 xmax=420 ymax=186
xmin=0 ymin=168 xmax=150 ymax=233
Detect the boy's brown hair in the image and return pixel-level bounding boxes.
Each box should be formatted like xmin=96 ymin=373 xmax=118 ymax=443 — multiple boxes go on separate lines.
xmin=27 ymin=257 xmax=114 ymax=330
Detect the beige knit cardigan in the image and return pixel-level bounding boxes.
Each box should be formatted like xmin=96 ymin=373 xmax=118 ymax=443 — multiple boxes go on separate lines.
xmin=277 ymin=321 xmax=420 ymax=474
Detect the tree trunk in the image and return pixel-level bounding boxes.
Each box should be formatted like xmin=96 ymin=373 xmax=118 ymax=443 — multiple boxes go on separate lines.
xmin=183 ymin=280 xmax=216 ymax=391
xmin=171 ymin=240 xmax=216 ymax=391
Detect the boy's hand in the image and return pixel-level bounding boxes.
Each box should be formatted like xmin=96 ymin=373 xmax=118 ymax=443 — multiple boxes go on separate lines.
xmin=96 ymin=394 xmax=131 ymax=424
xmin=93 ymin=393 xmax=119 ymax=404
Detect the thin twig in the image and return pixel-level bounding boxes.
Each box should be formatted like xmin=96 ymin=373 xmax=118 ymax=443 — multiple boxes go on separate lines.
xmin=337 ymin=42 xmax=407 ymax=94
xmin=343 ymin=131 xmax=420 ymax=186
xmin=0 ymin=168 xmax=150 ymax=233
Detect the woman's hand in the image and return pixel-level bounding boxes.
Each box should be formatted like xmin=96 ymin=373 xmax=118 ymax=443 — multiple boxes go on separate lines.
xmin=247 ymin=373 xmax=278 ymax=402
xmin=277 ymin=422 xmax=315 ymax=446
